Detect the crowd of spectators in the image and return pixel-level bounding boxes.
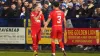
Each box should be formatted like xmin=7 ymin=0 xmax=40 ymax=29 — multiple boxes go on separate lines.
xmin=0 ymin=0 xmax=99 ymax=19
xmin=0 ymin=0 xmax=100 ymax=27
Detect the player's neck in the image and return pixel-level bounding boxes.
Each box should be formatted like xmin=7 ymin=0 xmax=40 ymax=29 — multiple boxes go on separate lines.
xmin=35 ymin=11 xmax=38 ymax=13
xmin=54 ymin=8 xmax=59 ymax=10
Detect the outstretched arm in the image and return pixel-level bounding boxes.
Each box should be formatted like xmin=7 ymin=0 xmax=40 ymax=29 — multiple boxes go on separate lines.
xmin=43 ymin=19 xmax=46 ymax=26
xmin=30 ymin=11 xmax=42 ymax=20
xmin=44 ymin=18 xmax=51 ymax=29
xmin=64 ymin=17 xmax=67 ymax=31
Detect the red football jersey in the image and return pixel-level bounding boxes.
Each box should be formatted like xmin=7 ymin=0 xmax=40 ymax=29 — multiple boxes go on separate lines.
xmin=30 ymin=11 xmax=44 ymax=28
xmin=49 ymin=9 xmax=65 ymax=27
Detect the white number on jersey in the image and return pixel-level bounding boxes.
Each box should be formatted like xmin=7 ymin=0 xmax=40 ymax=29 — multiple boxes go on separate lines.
xmin=57 ymin=16 xmax=61 ymax=23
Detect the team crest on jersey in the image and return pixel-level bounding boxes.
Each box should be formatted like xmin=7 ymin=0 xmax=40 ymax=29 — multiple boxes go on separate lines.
xmin=31 ymin=14 xmax=34 ymax=16
xmin=35 ymin=20 xmax=40 ymax=22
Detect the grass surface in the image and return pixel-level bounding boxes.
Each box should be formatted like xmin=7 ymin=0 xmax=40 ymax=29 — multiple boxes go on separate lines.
xmin=0 ymin=51 xmax=100 ymax=56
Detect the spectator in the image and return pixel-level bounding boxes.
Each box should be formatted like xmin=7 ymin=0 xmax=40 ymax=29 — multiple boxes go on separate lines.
xmin=42 ymin=1 xmax=52 ymax=27
xmin=28 ymin=2 xmax=33 ymax=14
xmin=96 ymin=0 xmax=100 ymax=7
xmin=49 ymin=0 xmax=54 ymax=5
xmin=23 ymin=1 xmax=30 ymax=18
xmin=5 ymin=0 xmax=17 ymax=6
xmin=60 ymin=2 xmax=68 ymax=12
xmin=24 ymin=1 xmax=29 ymax=8
xmin=0 ymin=1 xmax=4 ymax=17
xmin=75 ymin=5 xmax=81 ymax=18
xmin=32 ymin=0 xmax=36 ymax=5
xmin=16 ymin=0 xmax=22 ymax=10
xmin=93 ymin=8 xmax=100 ymax=18
xmin=60 ymin=0 xmax=71 ymax=11
xmin=66 ymin=2 xmax=76 ymax=18
xmin=86 ymin=0 xmax=95 ymax=18
xmin=42 ymin=1 xmax=52 ymax=21
xmin=28 ymin=2 xmax=33 ymax=9
xmin=79 ymin=3 xmax=88 ymax=18
xmin=78 ymin=0 xmax=85 ymax=6
xmin=20 ymin=6 xmax=28 ymax=19
xmin=66 ymin=0 xmax=71 ymax=3
xmin=1 ymin=5 xmax=9 ymax=18
xmin=10 ymin=0 xmax=17 ymax=5
xmin=22 ymin=0 xmax=26 ymax=3
xmin=66 ymin=2 xmax=74 ymax=28
xmin=72 ymin=0 xmax=80 ymax=7
xmin=1 ymin=0 xmax=7 ymax=5
xmin=7 ymin=3 xmax=20 ymax=18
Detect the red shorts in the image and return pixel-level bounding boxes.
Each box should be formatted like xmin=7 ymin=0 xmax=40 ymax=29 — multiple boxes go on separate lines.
xmin=51 ymin=26 xmax=63 ymax=39
xmin=31 ymin=27 xmax=41 ymax=41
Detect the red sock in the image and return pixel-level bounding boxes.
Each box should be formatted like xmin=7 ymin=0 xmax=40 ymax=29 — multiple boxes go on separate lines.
xmin=51 ymin=41 xmax=55 ymax=53
xmin=36 ymin=38 xmax=39 ymax=51
xmin=32 ymin=37 xmax=37 ymax=51
xmin=59 ymin=41 xmax=64 ymax=51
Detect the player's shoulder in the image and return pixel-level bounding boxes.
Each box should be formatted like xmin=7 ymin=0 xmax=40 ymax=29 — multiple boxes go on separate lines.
xmin=41 ymin=13 xmax=44 ymax=16
xmin=59 ymin=10 xmax=64 ymax=14
xmin=50 ymin=10 xmax=54 ymax=13
xmin=56 ymin=9 xmax=64 ymax=13
xmin=30 ymin=11 xmax=35 ymax=17
xmin=49 ymin=10 xmax=54 ymax=15
xmin=59 ymin=10 xmax=64 ymax=13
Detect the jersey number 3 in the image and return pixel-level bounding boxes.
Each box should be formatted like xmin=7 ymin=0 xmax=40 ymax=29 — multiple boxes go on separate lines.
xmin=57 ymin=16 xmax=61 ymax=23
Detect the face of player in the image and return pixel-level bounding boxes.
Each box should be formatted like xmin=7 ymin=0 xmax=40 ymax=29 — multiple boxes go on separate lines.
xmin=35 ymin=5 xmax=41 ymax=12
xmin=53 ymin=6 xmax=55 ymax=10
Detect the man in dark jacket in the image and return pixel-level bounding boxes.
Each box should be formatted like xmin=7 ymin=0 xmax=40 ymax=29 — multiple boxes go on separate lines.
xmin=42 ymin=1 xmax=52 ymax=27
xmin=8 ymin=3 xmax=20 ymax=18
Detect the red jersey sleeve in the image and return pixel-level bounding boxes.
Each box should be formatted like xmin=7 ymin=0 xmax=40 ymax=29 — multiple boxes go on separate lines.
xmin=30 ymin=12 xmax=34 ymax=20
xmin=48 ymin=11 xmax=52 ymax=19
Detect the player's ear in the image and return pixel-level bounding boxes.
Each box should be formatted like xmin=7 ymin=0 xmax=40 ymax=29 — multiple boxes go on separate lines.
xmin=53 ymin=6 xmax=55 ymax=9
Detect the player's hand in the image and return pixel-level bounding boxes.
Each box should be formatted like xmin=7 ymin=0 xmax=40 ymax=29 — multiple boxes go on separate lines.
xmin=39 ymin=11 xmax=42 ymax=15
xmin=41 ymin=28 xmax=45 ymax=33
xmin=64 ymin=28 xmax=66 ymax=33
xmin=44 ymin=22 xmax=48 ymax=27
xmin=41 ymin=27 xmax=47 ymax=33
xmin=44 ymin=26 xmax=47 ymax=30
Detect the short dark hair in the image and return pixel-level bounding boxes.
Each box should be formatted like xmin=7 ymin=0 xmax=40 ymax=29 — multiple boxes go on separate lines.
xmin=24 ymin=1 xmax=29 ymax=3
xmin=52 ymin=1 xmax=59 ymax=7
xmin=11 ymin=3 xmax=16 ymax=5
xmin=44 ymin=1 xmax=49 ymax=5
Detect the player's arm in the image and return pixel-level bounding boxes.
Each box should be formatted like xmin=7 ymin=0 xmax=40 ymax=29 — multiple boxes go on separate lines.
xmin=44 ymin=18 xmax=51 ymax=29
xmin=31 ymin=11 xmax=42 ymax=20
xmin=40 ymin=13 xmax=46 ymax=26
xmin=41 ymin=15 xmax=46 ymax=33
xmin=64 ymin=17 xmax=67 ymax=30
xmin=44 ymin=12 xmax=52 ymax=29
xmin=43 ymin=19 xmax=46 ymax=26
xmin=42 ymin=18 xmax=50 ymax=33
xmin=35 ymin=11 xmax=42 ymax=20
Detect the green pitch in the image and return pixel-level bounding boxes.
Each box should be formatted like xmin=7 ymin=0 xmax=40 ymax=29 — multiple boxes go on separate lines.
xmin=0 ymin=51 xmax=100 ymax=56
